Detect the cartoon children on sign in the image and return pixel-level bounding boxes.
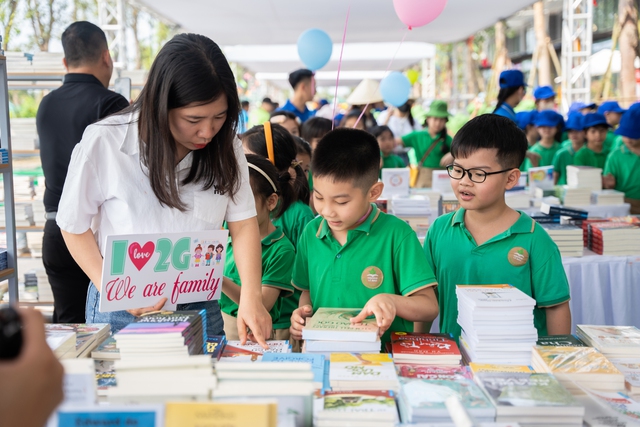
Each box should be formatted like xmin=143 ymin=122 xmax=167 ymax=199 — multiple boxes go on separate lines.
xmin=193 ymin=244 xmax=203 ymax=267
xmin=205 ymin=244 xmax=214 ymax=267
xmin=215 ymin=243 xmax=224 ymax=264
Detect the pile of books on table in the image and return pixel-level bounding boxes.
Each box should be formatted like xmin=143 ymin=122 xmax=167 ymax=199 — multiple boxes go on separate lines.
xmin=314 ymin=390 xmax=398 ymax=427
xmin=391 ymin=194 xmax=431 ymax=216
xmin=592 ymin=189 xmax=625 ymax=205
xmin=587 ymin=221 xmax=640 ymax=255
xmin=45 ymin=323 xmax=110 ymax=359
xmin=45 ymin=327 xmax=77 ymax=359
xmin=505 ymin=190 xmax=531 ymax=209
xmin=531 ymin=346 xmax=625 ymax=393
xmin=302 ymin=307 xmax=380 ymax=354
xmin=567 ymin=165 xmax=603 ymax=190
xmin=540 ymin=224 xmax=584 ymax=257
xmin=390 ymin=332 xmax=461 ymax=366
xmin=557 ymin=186 xmax=592 ymax=206
xmin=456 ymin=285 xmax=537 ymax=365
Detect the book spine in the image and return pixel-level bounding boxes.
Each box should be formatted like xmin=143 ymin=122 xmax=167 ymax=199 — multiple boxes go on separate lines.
xmin=545 ymin=206 xmax=588 ymax=219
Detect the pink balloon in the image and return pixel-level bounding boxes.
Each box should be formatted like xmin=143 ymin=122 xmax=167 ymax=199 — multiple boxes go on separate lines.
xmin=393 ymin=0 xmax=448 ymax=30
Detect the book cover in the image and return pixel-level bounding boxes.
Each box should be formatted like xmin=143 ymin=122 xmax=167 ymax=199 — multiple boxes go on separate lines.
xmin=455 ymin=285 xmax=536 ymax=308
xmin=165 ymin=402 xmax=276 ymax=427
xmin=45 ymin=324 xmax=110 ymax=354
xmin=609 ymin=359 xmax=640 ymax=389
xmin=262 ymin=353 xmax=325 ymax=386
xmin=399 ymin=377 xmax=494 ymax=414
xmin=303 ymin=308 xmax=379 ymax=341
xmin=540 ymin=203 xmax=588 ymax=219
xmin=202 ymin=336 xmax=226 ymax=359
xmin=319 ymin=390 xmax=397 ymax=417
xmin=329 ymin=353 xmax=397 ymax=382
xmin=391 ymin=332 xmax=460 ymax=357
xmin=469 ymin=363 xmax=535 ymax=375
xmin=397 ymin=364 xmax=472 ymax=380
xmin=475 ymin=372 xmax=579 ymax=408
xmin=580 ymin=390 xmax=640 ymax=422
xmin=578 ymin=325 xmax=640 ymax=349
xmin=536 ymin=335 xmax=587 ymax=347
xmin=95 ymin=359 xmax=117 ymax=389
xmin=533 ymin=346 xmax=622 ymax=375
xmin=91 ymin=336 xmax=120 ymax=360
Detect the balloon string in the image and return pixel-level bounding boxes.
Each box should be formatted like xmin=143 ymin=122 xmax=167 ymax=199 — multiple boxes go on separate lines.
xmin=353 ymin=28 xmax=409 ymax=129
xmin=332 ymin=5 xmax=351 ymax=130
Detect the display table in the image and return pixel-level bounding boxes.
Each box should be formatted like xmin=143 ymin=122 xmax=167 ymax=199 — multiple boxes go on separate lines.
xmin=564 ymin=250 xmax=640 ymax=332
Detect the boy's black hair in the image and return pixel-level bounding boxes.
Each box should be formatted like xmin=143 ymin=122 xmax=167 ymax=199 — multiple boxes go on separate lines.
xmin=312 ymin=128 xmax=380 ymax=190
xmin=289 ymin=69 xmax=314 ymax=89
xmin=61 ymin=21 xmax=109 ymax=68
xmin=241 ymin=100 xmax=249 ymax=107
xmin=451 ymin=115 xmax=527 ymax=169
xmin=585 ymin=124 xmax=609 ymax=132
xmin=369 ymin=125 xmax=393 ymax=139
xmin=245 ymin=154 xmax=285 ymax=218
xmin=293 ymin=136 xmax=312 ymax=157
xmin=270 ymin=110 xmax=298 ymax=121
xmin=301 ymin=117 xmax=332 ymax=142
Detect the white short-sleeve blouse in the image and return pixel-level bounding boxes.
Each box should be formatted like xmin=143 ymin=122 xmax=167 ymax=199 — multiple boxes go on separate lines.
xmin=57 ymin=111 xmax=256 ymax=255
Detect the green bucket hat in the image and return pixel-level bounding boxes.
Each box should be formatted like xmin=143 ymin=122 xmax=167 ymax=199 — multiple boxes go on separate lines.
xmin=425 ymin=100 xmax=451 ymax=118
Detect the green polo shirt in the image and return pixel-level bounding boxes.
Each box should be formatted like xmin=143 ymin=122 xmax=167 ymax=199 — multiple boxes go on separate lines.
xmin=604 ymin=145 xmax=640 ymax=201
xmin=604 ymin=130 xmax=619 ymax=151
xmin=552 ymin=145 xmax=577 ymax=186
xmin=220 ymin=227 xmax=295 ymax=322
xmin=529 ymin=142 xmax=562 ymax=167
xmin=292 ymin=204 xmax=437 ymax=346
xmin=424 ymin=209 xmax=570 ymax=340
xmin=272 ymin=200 xmax=316 ymax=330
xmin=382 ymin=154 xmax=406 ymax=169
xmin=402 ymin=131 xmax=452 ymax=168
xmin=574 ymin=146 xmax=609 ymax=169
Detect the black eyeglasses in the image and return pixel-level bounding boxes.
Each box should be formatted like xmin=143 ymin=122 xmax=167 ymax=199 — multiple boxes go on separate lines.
xmin=446 ymin=164 xmax=515 ymax=183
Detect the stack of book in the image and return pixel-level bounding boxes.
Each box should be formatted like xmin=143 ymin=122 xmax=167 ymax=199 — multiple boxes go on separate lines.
xmin=329 ymin=353 xmax=399 ymax=392
xmin=219 ymin=340 xmax=291 ymax=362
xmin=314 ymin=390 xmax=398 ymax=427
xmin=505 ymin=190 xmax=532 ymax=209
xmin=556 ymin=186 xmax=592 ymax=206
xmin=397 ymin=376 xmax=495 ymax=425
xmin=302 ymin=308 xmax=380 ymax=354
xmin=576 ymin=325 xmax=640 ymax=359
xmin=203 ymin=335 xmax=227 ymax=360
xmin=91 ymin=336 xmax=119 ymax=361
xmin=608 ymin=359 xmax=640 ymax=396
xmin=390 ymin=332 xmax=461 ymax=366
xmin=391 ymin=194 xmax=430 ymax=217
xmin=592 ymin=189 xmax=625 ymax=205
xmin=46 ymin=324 xmax=110 ymax=359
xmin=475 ymin=372 xmax=585 ymax=425
xmin=113 ymin=310 xmax=206 ymax=360
xmin=537 ymin=334 xmax=588 ymax=347
xmin=567 ymin=165 xmax=603 ymax=190
xmin=45 ymin=327 xmax=77 ymax=359
xmin=110 ymin=355 xmax=216 ymax=402
xmin=540 ymin=224 xmax=584 ymax=257
xmin=588 ymin=222 xmax=640 ymax=255
xmin=531 ymin=346 xmax=625 ymax=393
xmin=582 ymin=217 xmax=640 ymax=248
xmin=262 ymin=352 xmax=326 ymax=390
xmin=456 ymin=285 xmax=537 ymax=365
xmin=540 ymin=203 xmax=588 ymax=220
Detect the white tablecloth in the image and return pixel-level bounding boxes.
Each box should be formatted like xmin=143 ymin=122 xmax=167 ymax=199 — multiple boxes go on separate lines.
xmin=564 ymin=251 xmax=640 ymax=332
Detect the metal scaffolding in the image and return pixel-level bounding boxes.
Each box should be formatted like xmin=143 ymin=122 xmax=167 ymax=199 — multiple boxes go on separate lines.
xmin=560 ymin=0 xmax=593 ymax=114
xmin=98 ymin=0 xmax=127 ymax=70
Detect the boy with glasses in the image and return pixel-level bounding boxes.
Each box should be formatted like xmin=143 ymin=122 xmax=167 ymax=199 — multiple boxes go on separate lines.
xmin=423 ymin=115 xmax=571 ymax=341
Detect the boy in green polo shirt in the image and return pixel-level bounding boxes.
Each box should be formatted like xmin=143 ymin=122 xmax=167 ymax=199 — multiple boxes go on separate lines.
xmin=598 ymin=101 xmax=626 ymax=151
xmin=553 ymin=112 xmax=585 ymax=185
xmin=526 ymin=110 xmax=563 ymax=167
xmin=574 ymin=113 xmax=611 ymax=169
xmin=604 ymin=104 xmax=640 ymax=214
xmin=290 ymin=128 xmax=439 ymax=346
xmin=423 ymin=114 xmax=571 ymax=340
xmin=371 ymin=125 xmax=406 ymax=176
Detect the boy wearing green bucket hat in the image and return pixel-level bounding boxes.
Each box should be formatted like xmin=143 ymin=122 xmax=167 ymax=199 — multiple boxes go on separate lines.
xmin=398 ymin=100 xmax=452 ymax=188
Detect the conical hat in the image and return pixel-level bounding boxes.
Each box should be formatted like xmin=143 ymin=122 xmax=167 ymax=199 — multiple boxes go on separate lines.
xmin=346 ymin=79 xmax=383 ymax=105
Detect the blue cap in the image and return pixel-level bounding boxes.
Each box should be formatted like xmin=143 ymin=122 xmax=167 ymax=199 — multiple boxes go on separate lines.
xmin=569 ymin=101 xmax=597 ymax=114
xmin=533 ymin=85 xmax=556 ymax=100
xmin=499 ymin=70 xmax=526 ymax=89
xmin=597 ymin=101 xmax=626 ymax=115
xmin=534 ymin=110 xmax=563 ymax=128
xmin=583 ymin=112 xmax=611 ymax=129
xmin=515 ymin=110 xmax=537 ymax=130
xmin=615 ymin=105 xmax=640 ymax=139
xmin=565 ymin=112 xmax=585 ymax=131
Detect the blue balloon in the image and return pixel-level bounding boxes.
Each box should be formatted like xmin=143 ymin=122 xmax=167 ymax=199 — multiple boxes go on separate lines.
xmin=380 ymin=72 xmax=411 ymax=107
xmin=297 ymin=28 xmax=333 ymax=71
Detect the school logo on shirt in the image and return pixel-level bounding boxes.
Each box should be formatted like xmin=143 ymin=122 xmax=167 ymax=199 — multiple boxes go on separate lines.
xmin=508 ymin=247 xmax=529 ymax=267
xmin=361 ymin=266 xmax=384 ymax=289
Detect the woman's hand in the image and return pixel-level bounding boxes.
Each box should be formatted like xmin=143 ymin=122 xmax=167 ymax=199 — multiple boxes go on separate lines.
xmin=237 ymin=297 xmax=272 ymax=348
xmin=126 ymin=297 xmax=168 ymax=317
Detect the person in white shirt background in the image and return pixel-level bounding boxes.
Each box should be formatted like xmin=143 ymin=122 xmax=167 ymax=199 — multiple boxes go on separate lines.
xmin=56 ymin=33 xmax=272 ymax=347
xmin=376 ymin=100 xmax=422 ymax=138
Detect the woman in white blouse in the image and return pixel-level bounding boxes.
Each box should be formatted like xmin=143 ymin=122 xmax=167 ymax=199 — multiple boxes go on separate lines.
xmin=56 ymin=33 xmax=272 ymax=346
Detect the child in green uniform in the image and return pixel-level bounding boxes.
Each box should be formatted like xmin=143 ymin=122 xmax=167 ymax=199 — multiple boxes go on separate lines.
xmin=242 ymin=124 xmax=315 ymax=350
xmin=423 ymin=114 xmax=571 ymax=340
xmin=574 ymin=113 xmax=611 ymax=169
xmin=598 ymin=101 xmax=626 ymax=151
xmin=221 ymin=155 xmax=295 ymax=340
xmin=515 ymin=110 xmax=540 ymax=172
xmin=398 ymin=100 xmax=452 ymax=188
xmin=371 ymin=125 xmax=406 ymax=176
xmin=553 ymin=112 xmax=585 ymax=185
xmin=290 ymin=128 xmax=439 ymax=347
xmin=604 ymin=104 xmax=640 ymax=214
xmin=526 ymin=110 xmax=563 ymax=168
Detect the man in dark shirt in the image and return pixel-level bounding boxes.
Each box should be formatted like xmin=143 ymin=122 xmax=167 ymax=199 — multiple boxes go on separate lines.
xmin=36 ymin=21 xmax=129 ymax=323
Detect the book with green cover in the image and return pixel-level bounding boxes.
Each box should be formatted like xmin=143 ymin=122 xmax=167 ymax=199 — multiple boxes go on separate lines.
xmin=317 ymin=390 xmax=398 ymax=422
xmin=537 ymin=334 xmax=587 ymax=347
xmin=303 ymin=308 xmax=379 ymax=342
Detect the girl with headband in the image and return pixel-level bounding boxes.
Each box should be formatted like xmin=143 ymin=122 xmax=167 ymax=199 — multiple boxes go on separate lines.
xmin=56 ymin=34 xmax=272 ymax=347
xmin=220 ymin=154 xmax=296 ymax=340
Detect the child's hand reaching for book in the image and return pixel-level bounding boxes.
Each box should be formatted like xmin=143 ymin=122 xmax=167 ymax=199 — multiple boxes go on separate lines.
xmin=290 ymin=305 xmax=313 ymax=341
xmin=351 ymin=294 xmax=396 ymax=336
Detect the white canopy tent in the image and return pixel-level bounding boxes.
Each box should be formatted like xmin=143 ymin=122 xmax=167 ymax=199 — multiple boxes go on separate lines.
xmin=137 ymin=0 xmax=538 ymax=88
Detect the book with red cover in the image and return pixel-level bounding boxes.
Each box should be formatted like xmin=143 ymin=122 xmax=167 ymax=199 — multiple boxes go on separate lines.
xmin=396 ymin=364 xmax=471 ymax=380
xmin=391 ymin=332 xmax=461 ymax=365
